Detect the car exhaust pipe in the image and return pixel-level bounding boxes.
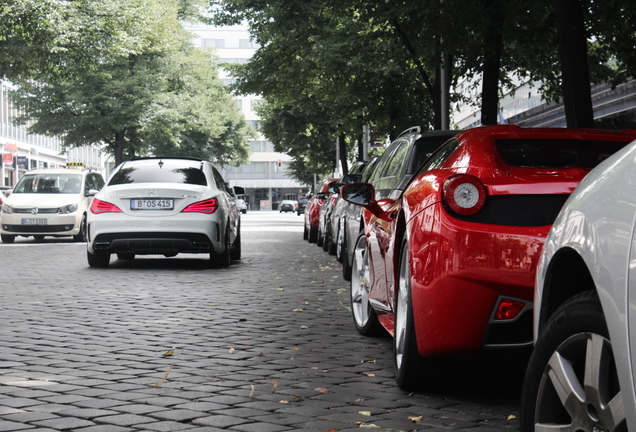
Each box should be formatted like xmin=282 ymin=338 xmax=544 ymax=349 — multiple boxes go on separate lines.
xmin=93 ymin=242 xmax=110 ymax=250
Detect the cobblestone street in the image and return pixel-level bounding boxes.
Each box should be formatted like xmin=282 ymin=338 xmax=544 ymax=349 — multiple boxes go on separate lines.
xmin=0 ymin=211 xmax=525 ymax=432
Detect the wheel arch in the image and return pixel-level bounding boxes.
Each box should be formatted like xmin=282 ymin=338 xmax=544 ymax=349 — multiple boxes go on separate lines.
xmin=538 ymin=247 xmax=596 ymax=333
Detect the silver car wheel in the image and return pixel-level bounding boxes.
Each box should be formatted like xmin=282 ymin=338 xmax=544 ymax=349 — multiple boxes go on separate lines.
xmin=535 ymin=332 xmax=622 ymax=432
xmin=351 ymin=234 xmax=372 ymax=328
xmin=336 ymin=220 xmax=345 ymax=262
xmin=394 ymin=241 xmax=410 ymax=371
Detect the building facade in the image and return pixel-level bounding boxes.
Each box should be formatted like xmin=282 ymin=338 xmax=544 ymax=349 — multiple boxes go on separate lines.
xmin=0 ymin=82 xmax=105 ymax=186
xmin=185 ymin=23 xmax=308 ymax=211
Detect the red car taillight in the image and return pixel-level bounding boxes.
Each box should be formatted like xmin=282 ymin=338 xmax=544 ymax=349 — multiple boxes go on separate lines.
xmin=182 ymin=198 xmax=218 ymax=214
xmin=90 ymin=198 xmax=122 ymax=214
xmin=443 ymin=174 xmax=487 ymax=216
xmin=494 ymin=298 xmax=526 ymax=321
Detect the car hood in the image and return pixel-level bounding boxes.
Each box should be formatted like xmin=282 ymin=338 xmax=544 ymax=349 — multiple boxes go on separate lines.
xmin=5 ymin=193 xmax=83 ymax=208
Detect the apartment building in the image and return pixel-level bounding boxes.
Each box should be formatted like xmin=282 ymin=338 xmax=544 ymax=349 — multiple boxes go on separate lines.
xmin=185 ymin=23 xmax=308 ymax=211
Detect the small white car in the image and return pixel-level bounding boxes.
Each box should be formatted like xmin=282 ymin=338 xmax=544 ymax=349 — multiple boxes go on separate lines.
xmin=87 ymin=157 xmax=242 ymax=268
xmin=0 ymin=168 xmax=105 ymax=243
xmin=521 ymin=140 xmax=636 ymax=431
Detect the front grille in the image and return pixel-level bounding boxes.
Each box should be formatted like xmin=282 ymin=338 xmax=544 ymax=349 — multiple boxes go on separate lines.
xmin=3 ymin=224 xmax=73 ymax=233
xmin=14 ymin=208 xmax=59 ymax=214
xmin=449 ymin=194 xmax=569 ymax=226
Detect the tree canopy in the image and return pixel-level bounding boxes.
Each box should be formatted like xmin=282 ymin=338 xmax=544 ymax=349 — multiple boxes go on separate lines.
xmin=210 ymin=0 xmax=636 ymax=181
xmin=4 ymin=0 xmax=253 ymax=167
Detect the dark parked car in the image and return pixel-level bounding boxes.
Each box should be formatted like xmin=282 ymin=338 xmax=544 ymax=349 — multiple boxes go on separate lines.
xmin=296 ymin=197 xmax=308 ymax=215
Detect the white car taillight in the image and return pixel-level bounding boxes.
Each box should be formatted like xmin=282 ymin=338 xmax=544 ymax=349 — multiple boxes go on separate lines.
xmin=90 ymin=198 xmax=122 ymax=214
xmin=443 ymin=174 xmax=487 ymax=216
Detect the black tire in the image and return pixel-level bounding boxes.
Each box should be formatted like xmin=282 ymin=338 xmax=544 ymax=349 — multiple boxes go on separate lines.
xmin=117 ymin=253 xmax=135 ymax=260
xmin=73 ymin=215 xmax=87 ymax=242
xmin=327 ymin=225 xmax=337 ymax=256
xmin=33 ymin=235 xmax=45 ymax=240
xmin=87 ymin=250 xmax=110 ymax=268
xmin=230 ymin=223 xmax=241 ymax=261
xmin=1 ymin=234 xmax=15 ymax=244
xmin=350 ymin=232 xmax=382 ymax=336
xmin=210 ymin=224 xmax=231 ymax=268
xmin=308 ymin=226 xmax=318 ymax=243
xmin=303 ymin=223 xmax=309 ymax=240
xmin=322 ymin=226 xmax=330 ymax=252
xmin=342 ymin=229 xmax=357 ymax=281
xmin=316 ymin=226 xmax=324 ymax=247
xmin=394 ymin=239 xmax=435 ymax=391
xmin=520 ymin=291 xmax=621 ymax=432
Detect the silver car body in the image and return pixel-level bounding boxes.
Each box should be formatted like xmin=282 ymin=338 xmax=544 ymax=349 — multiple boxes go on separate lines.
xmin=87 ymin=158 xmax=240 ymax=266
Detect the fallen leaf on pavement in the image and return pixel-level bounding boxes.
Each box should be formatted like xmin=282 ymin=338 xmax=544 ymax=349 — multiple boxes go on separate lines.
xmin=270 ymin=379 xmax=278 ymax=390
xmin=508 ymin=415 xmax=517 ymax=420
xmin=249 ymin=384 xmax=255 ymax=397
xmin=228 ymin=347 xmax=235 ymax=354
xmin=408 ymin=416 xmax=423 ymax=422
xmin=294 ymin=395 xmax=304 ymax=402
xmin=300 ymin=326 xmax=308 ymax=329
xmin=315 ymin=388 xmax=329 ymax=394
xmin=154 ymin=367 xmax=172 ymax=387
xmin=363 ymin=372 xmax=375 ymax=377
xmin=162 ymin=350 xmax=174 ymax=356
xmin=279 ymin=400 xmax=290 ymax=404
xmin=359 ymin=411 xmax=372 ymax=416
xmin=293 ymin=309 xmax=303 ymax=312
xmin=359 ymin=424 xmax=380 ymax=429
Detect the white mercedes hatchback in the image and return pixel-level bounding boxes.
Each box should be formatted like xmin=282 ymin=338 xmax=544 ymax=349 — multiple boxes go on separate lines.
xmin=521 ymin=140 xmax=636 ymax=432
xmin=0 ymin=168 xmax=105 ymax=243
xmin=86 ymin=157 xmax=242 ymax=268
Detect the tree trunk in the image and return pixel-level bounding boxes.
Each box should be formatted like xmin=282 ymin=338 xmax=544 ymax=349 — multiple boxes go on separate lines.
xmin=338 ymin=132 xmax=348 ymax=176
xmin=481 ymin=0 xmax=506 ymax=126
xmin=554 ymin=0 xmax=595 ymax=128
xmin=114 ymin=131 xmax=126 ymax=166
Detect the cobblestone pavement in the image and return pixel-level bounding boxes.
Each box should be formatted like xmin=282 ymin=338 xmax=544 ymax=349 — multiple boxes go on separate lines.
xmin=0 ymin=212 xmax=526 ymax=432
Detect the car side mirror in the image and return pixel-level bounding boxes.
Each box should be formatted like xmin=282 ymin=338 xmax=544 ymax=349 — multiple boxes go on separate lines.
xmin=316 ymin=192 xmax=327 ymax=200
xmin=87 ymin=189 xmax=99 ymax=197
xmin=341 ymin=183 xmax=386 ymax=219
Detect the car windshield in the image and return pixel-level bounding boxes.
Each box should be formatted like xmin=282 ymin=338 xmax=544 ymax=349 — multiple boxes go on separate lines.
xmin=496 ymin=138 xmax=629 ymax=169
xmin=109 ymin=162 xmax=207 ymax=186
xmin=13 ymin=173 xmax=82 ymax=194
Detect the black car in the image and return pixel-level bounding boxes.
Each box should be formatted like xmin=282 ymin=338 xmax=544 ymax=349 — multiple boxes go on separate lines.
xmin=296 ymin=197 xmax=308 ymax=215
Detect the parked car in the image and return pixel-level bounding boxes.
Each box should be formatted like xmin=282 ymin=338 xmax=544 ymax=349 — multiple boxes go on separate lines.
xmin=340 ymin=128 xmax=458 ymax=281
xmin=296 ymin=197 xmax=308 ymax=215
xmin=320 ymin=161 xmax=368 ymax=255
xmin=303 ymin=178 xmax=338 ymax=243
xmin=236 ymin=198 xmax=247 ymax=214
xmin=0 ymin=168 xmax=105 ymax=243
xmin=86 ymin=157 xmax=242 ymax=268
xmin=279 ymin=199 xmax=297 ymax=213
xmin=341 ymin=124 xmax=636 ymax=390
xmin=520 ymin=140 xmax=636 ymax=432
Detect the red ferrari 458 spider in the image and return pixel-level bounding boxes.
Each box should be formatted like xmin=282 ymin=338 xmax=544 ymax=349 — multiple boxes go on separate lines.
xmin=341 ymin=124 xmax=636 ymax=390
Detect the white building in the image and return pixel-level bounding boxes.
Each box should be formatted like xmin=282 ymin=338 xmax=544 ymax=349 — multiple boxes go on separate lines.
xmin=185 ymin=23 xmax=308 ymax=211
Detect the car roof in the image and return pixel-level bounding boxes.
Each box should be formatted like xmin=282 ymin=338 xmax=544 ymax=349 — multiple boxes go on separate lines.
xmin=22 ymin=168 xmax=89 ymax=175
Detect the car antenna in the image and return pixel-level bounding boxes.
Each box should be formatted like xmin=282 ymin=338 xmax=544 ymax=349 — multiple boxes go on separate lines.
xmin=158 ymin=160 xmax=164 ymax=169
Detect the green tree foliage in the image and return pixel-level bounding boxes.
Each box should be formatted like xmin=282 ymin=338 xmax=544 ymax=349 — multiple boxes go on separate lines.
xmin=6 ymin=0 xmax=253 ymax=167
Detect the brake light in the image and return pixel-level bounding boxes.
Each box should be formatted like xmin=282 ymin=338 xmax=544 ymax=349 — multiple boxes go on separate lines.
xmin=90 ymin=198 xmax=122 ymax=214
xmin=182 ymin=198 xmax=218 ymax=214
xmin=443 ymin=174 xmax=487 ymax=216
xmin=494 ymin=298 xmax=526 ymax=320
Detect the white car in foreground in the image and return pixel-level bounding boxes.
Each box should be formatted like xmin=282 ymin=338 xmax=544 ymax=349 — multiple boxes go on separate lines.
xmin=1 ymin=168 xmax=105 ymax=243
xmin=87 ymin=157 xmax=242 ymax=268
xmin=521 ymin=140 xmax=636 ymax=432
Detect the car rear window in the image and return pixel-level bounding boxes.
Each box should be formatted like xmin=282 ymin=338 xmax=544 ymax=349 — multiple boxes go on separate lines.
xmin=496 ymin=138 xmax=629 ymax=169
xmin=109 ymin=165 xmax=207 ymax=186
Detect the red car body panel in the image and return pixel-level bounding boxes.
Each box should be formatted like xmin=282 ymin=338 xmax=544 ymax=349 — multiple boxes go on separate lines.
xmin=305 ymin=178 xmax=339 ymax=232
xmin=360 ymin=125 xmax=636 ymax=358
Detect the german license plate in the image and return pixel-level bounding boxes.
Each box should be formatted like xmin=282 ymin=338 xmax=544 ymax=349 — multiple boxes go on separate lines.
xmin=130 ymin=199 xmax=174 ymax=210
xmin=22 ymin=218 xmax=47 ymax=225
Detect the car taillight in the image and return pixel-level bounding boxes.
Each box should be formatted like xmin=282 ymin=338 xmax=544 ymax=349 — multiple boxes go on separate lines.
xmin=443 ymin=174 xmax=487 ymax=216
xmin=494 ymin=298 xmax=526 ymax=321
xmin=90 ymin=198 xmax=122 ymax=214
xmin=182 ymin=198 xmax=218 ymax=214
